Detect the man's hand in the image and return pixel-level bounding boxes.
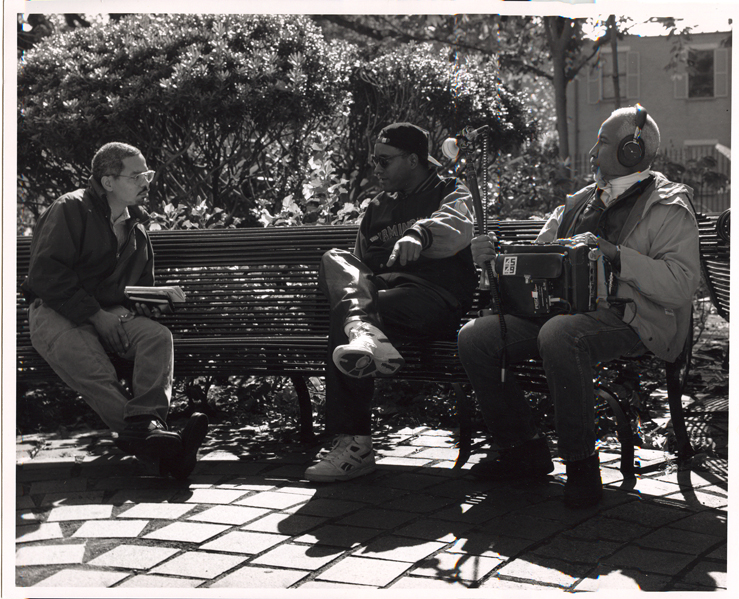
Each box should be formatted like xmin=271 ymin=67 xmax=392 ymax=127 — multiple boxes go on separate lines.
xmin=470 ymin=233 xmax=498 ymax=268
xmin=386 ymin=235 xmax=423 ymax=267
xmin=132 ymin=302 xmax=171 ymax=318
xmin=556 ymin=233 xmax=618 ymax=261
xmin=89 ymin=309 xmax=130 ymax=354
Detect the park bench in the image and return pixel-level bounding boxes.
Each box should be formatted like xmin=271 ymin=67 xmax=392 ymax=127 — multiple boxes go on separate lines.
xmin=15 ymin=210 xmax=729 ymax=475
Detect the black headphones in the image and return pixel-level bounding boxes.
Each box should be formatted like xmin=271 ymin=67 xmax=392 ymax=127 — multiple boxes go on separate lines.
xmin=617 ymin=104 xmax=648 ymax=168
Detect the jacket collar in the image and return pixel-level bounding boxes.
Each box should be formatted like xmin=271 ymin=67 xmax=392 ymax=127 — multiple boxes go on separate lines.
xmin=391 ymin=170 xmax=441 ymax=200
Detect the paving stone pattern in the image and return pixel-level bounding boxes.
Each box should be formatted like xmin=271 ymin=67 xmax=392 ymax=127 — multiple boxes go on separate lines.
xmin=14 ymin=423 xmax=728 ymax=593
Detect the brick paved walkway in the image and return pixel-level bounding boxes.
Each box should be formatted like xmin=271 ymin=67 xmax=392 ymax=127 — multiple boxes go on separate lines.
xmin=13 ymin=413 xmax=728 ymax=595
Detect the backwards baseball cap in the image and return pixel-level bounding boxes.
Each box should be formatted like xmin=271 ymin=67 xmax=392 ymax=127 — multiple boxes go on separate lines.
xmin=376 ymin=122 xmax=442 ymax=167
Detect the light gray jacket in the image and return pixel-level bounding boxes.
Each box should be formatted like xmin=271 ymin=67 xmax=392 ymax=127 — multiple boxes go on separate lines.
xmin=537 ymin=172 xmax=700 ymax=361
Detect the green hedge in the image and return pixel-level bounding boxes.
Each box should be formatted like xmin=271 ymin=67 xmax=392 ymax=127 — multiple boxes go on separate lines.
xmin=18 ymin=13 xmax=534 ymax=230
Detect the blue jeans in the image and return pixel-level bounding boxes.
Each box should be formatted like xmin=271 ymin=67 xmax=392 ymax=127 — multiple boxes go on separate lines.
xmin=28 ymin=300 xmax=174 ymax=433
xmin=457 ymin=308 xmax=646 ymax=461
xmin=320 ymin=249 xmax=465 ymax=435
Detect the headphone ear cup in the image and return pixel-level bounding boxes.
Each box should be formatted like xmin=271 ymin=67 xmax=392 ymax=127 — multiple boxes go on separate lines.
xmin=618 ymin=136 xmax=645 ymax=168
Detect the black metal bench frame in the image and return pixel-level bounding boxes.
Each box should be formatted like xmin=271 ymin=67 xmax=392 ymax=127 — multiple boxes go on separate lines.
xmin=15 ymin=212 xmax=729 ymax=475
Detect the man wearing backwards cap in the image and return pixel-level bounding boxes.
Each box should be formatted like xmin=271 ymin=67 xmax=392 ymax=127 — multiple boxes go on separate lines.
xmin=305 ymin=122 xmax=477 ymax=482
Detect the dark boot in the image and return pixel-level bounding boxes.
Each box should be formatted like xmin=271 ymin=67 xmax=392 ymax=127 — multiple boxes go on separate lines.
xmin=118 ymin=417 xmax=183 ymax=460
xmin=160 ymin=412 xmax=209 ymax=480
xmin=470 ymin=436 xmax=553 ymax=481
xmin=564 ymin=453 xmax=603 ymax=508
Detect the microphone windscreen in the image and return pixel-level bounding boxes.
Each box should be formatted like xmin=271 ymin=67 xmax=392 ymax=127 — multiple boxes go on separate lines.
xmin=441 ymin=138 xmax=460 ymax=160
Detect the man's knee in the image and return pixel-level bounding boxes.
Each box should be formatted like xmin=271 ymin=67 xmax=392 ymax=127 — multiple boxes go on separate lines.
xmin=321 ymin=248 xmax=352 ymax=270
xmin=458 ymin=317 xmax=503 ymax=361
xmin=538 ymin=315 xmax=578 ymax=356
xmin=150 ymin=320 xmax=173 ymax=348
xmin=134 ymin=318 xmax=173 ymax=353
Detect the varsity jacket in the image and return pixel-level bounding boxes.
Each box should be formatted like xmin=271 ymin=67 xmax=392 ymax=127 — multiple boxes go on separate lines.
xmin=536 ymin=172 xmax=700 ymax=362
xmin=21 ymin=177 xmax=155 ymax=325
xmin=355 ymin=172 xmax=477 ymax=311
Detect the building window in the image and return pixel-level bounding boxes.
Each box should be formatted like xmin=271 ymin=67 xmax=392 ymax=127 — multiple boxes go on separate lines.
xmin=588 ymin=49 xmax=640 ymax=104
xmin=689 ymin=48 xmax=716 ymax=97
xmin=675 ymin=46 xmax=729 ymax=99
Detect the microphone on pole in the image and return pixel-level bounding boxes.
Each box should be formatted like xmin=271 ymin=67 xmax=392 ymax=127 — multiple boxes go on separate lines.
xmin=441 ymin=125 xmax=489 ymax=161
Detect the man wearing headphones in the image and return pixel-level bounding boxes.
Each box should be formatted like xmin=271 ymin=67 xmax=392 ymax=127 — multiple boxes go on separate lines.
xmin=457 ymin=105 xmax=701 ymax=508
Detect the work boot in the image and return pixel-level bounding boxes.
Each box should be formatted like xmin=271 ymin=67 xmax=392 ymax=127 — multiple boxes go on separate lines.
xmin=564 ymin=453 xmax=603 ymax=508
xmin=160 ymin=412 xmax=210 ymax=480
xmin=117 ymin=416 xmax=183 ymax=460
xmin=333 ymin=321 xmax=404 ymax=378
xmin=305 ymin=434 xmax=376 ymax=482
xmin=469 ymin=436 xmax=554 ymax=481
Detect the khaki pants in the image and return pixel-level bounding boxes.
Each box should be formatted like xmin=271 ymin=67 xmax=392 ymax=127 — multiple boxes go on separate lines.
xmin=28 ymin=301 xmax=174 ymax=433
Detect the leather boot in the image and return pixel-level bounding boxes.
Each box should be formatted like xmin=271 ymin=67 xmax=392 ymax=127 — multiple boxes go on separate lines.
xmin=470 ymin=436 xmax=554 ymax=481
xmin=564 ymin=453 xmax=603 ymax=508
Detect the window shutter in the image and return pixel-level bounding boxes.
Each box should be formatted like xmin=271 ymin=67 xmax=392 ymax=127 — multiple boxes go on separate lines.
xmin=626 ymin=52 xmax=640 ymax=99
xmin=714 ymin=48 xmax=728 ymax=97
xmin=674 ymin=61 xmax=688 ymax=99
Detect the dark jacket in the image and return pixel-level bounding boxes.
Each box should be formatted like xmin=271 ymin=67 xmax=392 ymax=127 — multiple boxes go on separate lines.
xmin=21 ymin=177 xmax=155 ymax=325
xmin=355 ymin=173 xmax=477 ymax=311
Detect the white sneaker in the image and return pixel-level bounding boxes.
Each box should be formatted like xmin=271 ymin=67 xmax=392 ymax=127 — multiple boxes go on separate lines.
xmin=333 ymin=321 xmax=404 ymax=378
xmin=305 ymin=435 xmax=376 ymax=482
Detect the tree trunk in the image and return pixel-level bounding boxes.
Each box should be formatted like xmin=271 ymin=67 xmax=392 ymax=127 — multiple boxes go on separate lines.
xmin=544 ymin=17 xmax=573 ymax=163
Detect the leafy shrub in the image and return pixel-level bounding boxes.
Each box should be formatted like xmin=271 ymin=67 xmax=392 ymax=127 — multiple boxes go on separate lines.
xmin=18 ymin=13 xmax=355 ymax=227
xmin=18 ymin=16 xmax=535 ymax=231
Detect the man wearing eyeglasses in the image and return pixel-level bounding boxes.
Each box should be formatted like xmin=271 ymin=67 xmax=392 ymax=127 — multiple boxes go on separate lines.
xmin=305 ymin=122 xmax=477 ymax=482
xmin=22 ymin=142 xmax=208 ymax=480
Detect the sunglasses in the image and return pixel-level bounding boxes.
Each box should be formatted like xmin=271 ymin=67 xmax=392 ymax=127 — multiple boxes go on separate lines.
xmin=371 ymin=153 xmax=407 ymax=169
xmin=111 ymin=170 xmax=156 ymax=185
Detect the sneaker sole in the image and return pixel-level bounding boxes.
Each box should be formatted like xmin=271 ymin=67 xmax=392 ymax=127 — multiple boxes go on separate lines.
xmin=375 ymin=355 xmax=405 ymax=376
xmin=333 ymin=349 xmax=405 ymax=378
xmin=305 ymin=463 xmax=377 ymax=483
xmin=333 ymin=348 xmax=378 ymax=378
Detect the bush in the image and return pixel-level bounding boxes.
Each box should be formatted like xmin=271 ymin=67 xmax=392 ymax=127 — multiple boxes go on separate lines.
xmin=18 ymin=14 xmax=355 ymax=228
xmin=18 ymin=16 xmax=535 ymax=231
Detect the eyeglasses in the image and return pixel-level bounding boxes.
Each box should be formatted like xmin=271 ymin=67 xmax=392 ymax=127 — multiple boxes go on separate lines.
xmin=111 ymin=170 xmax=155 ymax=185
xmin=371 ymin=153 xmax=407 ymax=169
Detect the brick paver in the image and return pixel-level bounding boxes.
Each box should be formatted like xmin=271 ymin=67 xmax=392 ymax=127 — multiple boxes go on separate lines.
xmin=251 ymin=542 xmax=343 ymax=570
xmin=143 ymin=521 xmax=230 ymax=543
xmin=317 ymin=555 xmax=411 ymax=586
xmin=71 ymin=519 xmax=149 ymax=538
xmin=32 ymin=568 xmax=128 ymax=587
xmin=47 ymin=504 xmax=113 ymax=521
xmin=199 ymin=530 xmax=289 ymax=554
xmin=12 ymin=417 xmax=729 ymax=593
xmin=411 ymin=551 xmax=503 ymax=582
xmin=87 ymin=545 xmax=180 ymax=569
xmin=16 ymin=543 xmax=86 ymax=566
xmin=149 ymin=551 xmax=246 ymax=579
xmin=209 ymin=565 xmax=308 ymax=588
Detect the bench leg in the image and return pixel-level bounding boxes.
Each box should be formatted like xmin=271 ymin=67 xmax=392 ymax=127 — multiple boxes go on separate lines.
xmin=665 ymin=361 xmax=695 ymax=463
xmin=290 ymin=376 xmax=315 ymax=443
xmin=453 ymin=382 xmax=473 ymax=469
xmin=595 ymin=386 xmax=635 ymax=478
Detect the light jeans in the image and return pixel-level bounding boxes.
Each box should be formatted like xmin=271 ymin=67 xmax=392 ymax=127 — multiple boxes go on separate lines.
xmin=28 ymin=300 xmax=174 ymax=433
xmin=457 ymin=308 xmax=646 ymax=462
